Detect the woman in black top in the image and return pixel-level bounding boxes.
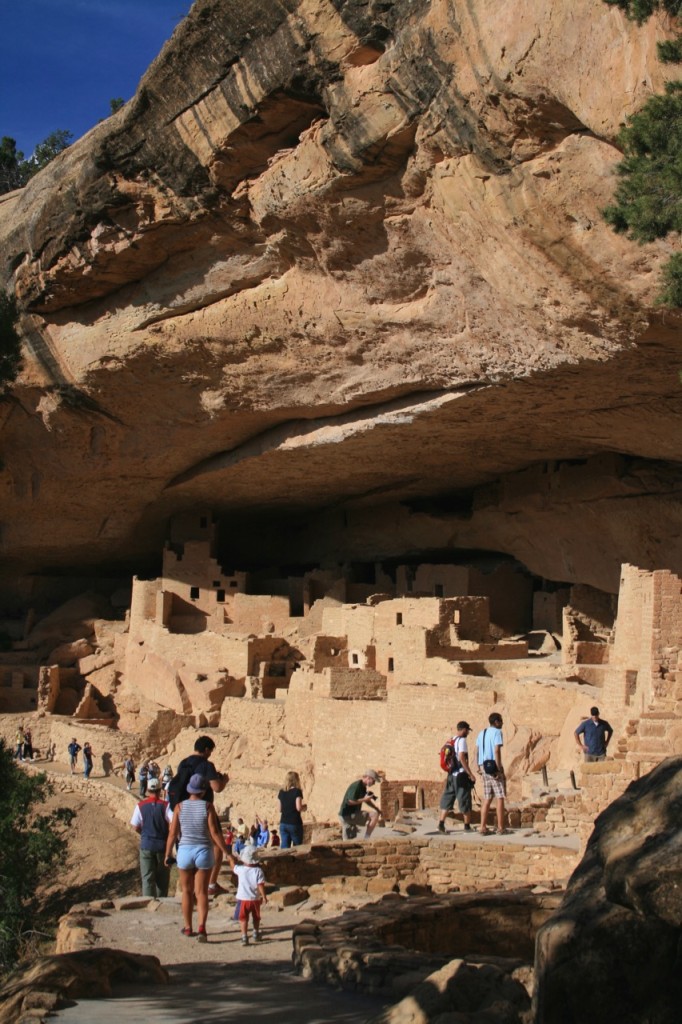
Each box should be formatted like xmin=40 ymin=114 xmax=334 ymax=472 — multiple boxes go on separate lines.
xmin=278 ymin=771 xmax=304 ymax=848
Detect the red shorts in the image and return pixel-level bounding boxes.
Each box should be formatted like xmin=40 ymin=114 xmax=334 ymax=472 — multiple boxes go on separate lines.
xmin=238 ymin=900 xmax=261 ymax=925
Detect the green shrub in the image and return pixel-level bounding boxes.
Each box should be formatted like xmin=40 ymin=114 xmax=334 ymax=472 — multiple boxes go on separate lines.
xmin=604 ymin=81 xmax=682 ymax=243
xmin=0 ymin=291 xmax=22 ymax=391
xmin=0 ymin=741 xmax=74 ymax=972
xmin=604 ymin=0 xmax=682 ymax=23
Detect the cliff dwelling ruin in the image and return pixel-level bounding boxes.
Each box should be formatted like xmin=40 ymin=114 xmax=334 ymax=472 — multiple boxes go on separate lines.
xmin=0 ymin=1 xmax=681 ymax=1021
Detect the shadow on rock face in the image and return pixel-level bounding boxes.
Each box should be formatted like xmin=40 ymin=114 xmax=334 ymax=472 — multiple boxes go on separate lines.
xmin=533 ymin=756 xmax=682 ymax=1024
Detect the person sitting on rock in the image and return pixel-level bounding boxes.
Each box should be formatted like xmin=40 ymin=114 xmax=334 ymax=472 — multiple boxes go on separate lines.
xmin=338 ymin=769 xmax=382 ymax=840
xmin=575 ymin=706 xmax=613 ymax=763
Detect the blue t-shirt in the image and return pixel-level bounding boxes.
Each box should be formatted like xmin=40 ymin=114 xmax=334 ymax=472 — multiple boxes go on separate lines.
xmin=477 ymin=727 xmax=503 ymax=764
xmin=576 ymin=718 xmax=612 ymax=755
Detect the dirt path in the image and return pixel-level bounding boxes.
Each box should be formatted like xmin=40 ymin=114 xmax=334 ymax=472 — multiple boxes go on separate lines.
xmin=52 ymin=897 xmax=391 ymax=1023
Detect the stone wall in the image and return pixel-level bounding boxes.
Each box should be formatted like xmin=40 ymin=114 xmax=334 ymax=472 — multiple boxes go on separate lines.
xmin=262 ymin=838 xmax=577 ymax=895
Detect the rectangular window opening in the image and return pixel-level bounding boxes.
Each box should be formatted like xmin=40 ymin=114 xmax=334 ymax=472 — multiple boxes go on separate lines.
xmin=396 ymin=613 xmax=403 ymax=625
xmin=435 ymin=584 xmax=444 ymax=598
xmin=388 ymin=657 xmax=394 ymax=672
xmin=216 ymin=589 xmax=225 ymax=602
xmin=190 ymin=586 xmax=200 ymax=600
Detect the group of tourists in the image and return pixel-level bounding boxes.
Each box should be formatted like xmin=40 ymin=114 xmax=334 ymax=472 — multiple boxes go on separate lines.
xmin=129 ymin=735 xmax=268 ymax=945
xmin=128 ymin=738 xmax=310 ymax=945
xmin=67 ymin=737 xmax=94 ymax=778
xmin=125 ymin=756 xmax=173 ymax=796
xmin=13 ymin=725 xmax=33 ymax=761
xmin=338 ymin=706 xmax=613 ymax=839
xmin=127 ymin=706 xmax=612 ymax=943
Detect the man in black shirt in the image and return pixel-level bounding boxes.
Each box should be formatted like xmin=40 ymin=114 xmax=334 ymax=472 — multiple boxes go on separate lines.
xmin=171 ymin=736 xmax=228 ymax=895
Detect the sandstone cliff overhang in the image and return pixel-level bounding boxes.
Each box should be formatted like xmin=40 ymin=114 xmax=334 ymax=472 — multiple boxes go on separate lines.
xmin=0 ymin=0 xmax=681 ymax=587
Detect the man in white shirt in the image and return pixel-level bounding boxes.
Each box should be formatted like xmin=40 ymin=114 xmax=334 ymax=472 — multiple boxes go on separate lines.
xmin=438 ymin=722 xmax=476 ymax=833
xmin=475 ymin=712 xmax=509 ymax=836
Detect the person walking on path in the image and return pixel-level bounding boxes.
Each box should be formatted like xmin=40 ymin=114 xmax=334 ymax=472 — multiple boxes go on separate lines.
xmin=338 ymin=770 xmax=382 ymax=840
xmin=130 ymin=778 xmax=173 ymax=897
xmin=165 ymin=773 xmax=230 ymax=942
xmin=438 ymin=721 xmax=477 ymax=833
xmin=14 ymin=726 xmax=25 ymax=761
xmin=67 ymin=738 xmax=81 ymax=773
xmin=476 ymin=713 xmax=509 ymax=836
xmin=124 ymin=754 xmax=136 ymax=791
xmin=278 ymin=770 xmax=305 ymax=848
xmin=575 ymin=706 xmax=613 ymax=762
xmin=228 ymin=846 xmax=268 ymax=946
xmin=168 ymin=736 xmax=228 ymax=899
xmin=22 ymin=727 xmax=33 ymax=761
xmin=82 ymin=742 xmax=94 ymax=780
xmin=138 ymin=760 xmax=149 ymax=798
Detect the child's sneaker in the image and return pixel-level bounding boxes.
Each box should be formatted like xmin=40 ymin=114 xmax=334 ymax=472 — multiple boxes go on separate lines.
xmin=241 ymin=935 xmax=249 ymax=946
xmin=252 ymin=929 xmax=261 ymax=942
xmin=197 ymin=926 xmax=207 ymax=943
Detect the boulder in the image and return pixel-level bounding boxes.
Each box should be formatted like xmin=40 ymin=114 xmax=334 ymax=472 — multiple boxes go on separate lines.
xmin=0 ymin=949 xmax=168 ymax=1024
xmin=533 ymin=756 xmax=682 ymax=1024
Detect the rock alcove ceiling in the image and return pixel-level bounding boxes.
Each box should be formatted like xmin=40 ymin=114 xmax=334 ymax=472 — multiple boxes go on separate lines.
xmin=0 ymin=0 xmax=681 ymax=599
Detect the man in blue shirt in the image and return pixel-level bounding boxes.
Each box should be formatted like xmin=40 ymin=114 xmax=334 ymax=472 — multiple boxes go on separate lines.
xmin=574 ymin=707 xmax=613 ymax=762
xmin=475 ymin=713 xmax=509 ymax=835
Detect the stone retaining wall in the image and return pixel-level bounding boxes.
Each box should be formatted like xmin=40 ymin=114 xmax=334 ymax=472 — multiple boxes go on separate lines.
xmin=263 ymin=838 xmax=577 ymax=895
xmin=293 ymin=889 xmax=562 ymax=994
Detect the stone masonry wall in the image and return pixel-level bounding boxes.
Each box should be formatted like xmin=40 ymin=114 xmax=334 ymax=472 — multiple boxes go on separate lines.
xmin=262 ymin=838 xmax=577 ymax=895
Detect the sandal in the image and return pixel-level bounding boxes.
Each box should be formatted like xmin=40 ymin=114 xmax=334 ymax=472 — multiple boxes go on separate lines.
xmin=495 ymin=828 xmax=512 ymax=835
xmin=479 ymin=829 xmax=492 ymax=836
xmin=180 ymin=926 xmax=194 ymax=936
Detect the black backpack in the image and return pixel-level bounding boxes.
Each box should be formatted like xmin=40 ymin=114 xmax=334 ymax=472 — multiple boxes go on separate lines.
xmin=167 ymin=754 xmax=206 ymax=809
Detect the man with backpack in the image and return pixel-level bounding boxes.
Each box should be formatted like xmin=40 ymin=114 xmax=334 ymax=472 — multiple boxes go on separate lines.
xmin=167 ymin=736 xmax=228 ymax=896
xmin=438 ymin=722 xmax=476 ymax=833
xmin=130 ymin=777 xmax=173 ymax=897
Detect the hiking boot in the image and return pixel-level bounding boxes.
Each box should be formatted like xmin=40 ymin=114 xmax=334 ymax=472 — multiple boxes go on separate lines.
xmin=437 ymin=821 xmax=446 ymax=833
xmin=252 ymin=930 xmax=261 ymax=942
xmin=463 ymin=824 xmax=472 ymax=832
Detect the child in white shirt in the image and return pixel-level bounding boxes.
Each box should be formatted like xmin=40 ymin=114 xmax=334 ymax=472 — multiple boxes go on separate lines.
xmin=228 ymin=846 xmax=267 ymax=945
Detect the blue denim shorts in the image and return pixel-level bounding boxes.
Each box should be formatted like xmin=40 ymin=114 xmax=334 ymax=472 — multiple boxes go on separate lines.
xmin=177 ymin=844 xmax=215 ymax=871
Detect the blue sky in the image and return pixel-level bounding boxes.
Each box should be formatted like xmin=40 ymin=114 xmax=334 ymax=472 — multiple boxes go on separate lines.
xmin=1 ymin=0 xmax=190 ymax=157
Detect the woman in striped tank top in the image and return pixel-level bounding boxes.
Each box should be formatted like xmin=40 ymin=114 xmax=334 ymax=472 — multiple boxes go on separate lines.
xmin=165 ymin=772 xmax=230 ymax=941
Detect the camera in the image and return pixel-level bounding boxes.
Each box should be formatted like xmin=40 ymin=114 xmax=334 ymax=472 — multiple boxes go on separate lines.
xmin=165 ymin=856 xmax=176 ymax=867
